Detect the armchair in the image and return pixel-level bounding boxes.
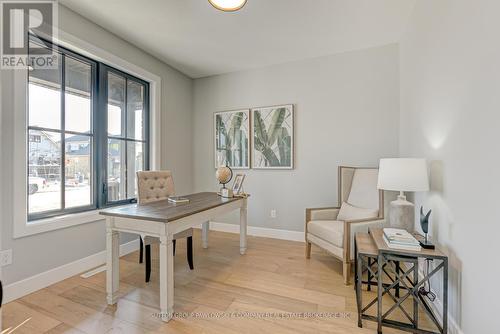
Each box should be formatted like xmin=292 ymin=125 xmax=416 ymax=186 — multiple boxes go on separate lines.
xmin=305 ymin=166 xmax=386 ymax=285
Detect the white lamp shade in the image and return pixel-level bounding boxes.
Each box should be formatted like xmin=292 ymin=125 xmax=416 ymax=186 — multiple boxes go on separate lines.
xmin=377 ymin=158 xmax=429 ymax=192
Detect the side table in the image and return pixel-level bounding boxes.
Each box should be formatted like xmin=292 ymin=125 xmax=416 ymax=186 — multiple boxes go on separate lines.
xmin=355 ymin=228 xmax=449 ymax=334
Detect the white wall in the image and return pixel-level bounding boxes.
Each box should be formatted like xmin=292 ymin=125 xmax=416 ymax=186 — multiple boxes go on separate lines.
xmin=193 ymin=44 xmax=400 ymax=232
xmin=0 ymin=5 xmax=193 ymax=285
xmin=400 ymin=0 xmax=500 ymax=332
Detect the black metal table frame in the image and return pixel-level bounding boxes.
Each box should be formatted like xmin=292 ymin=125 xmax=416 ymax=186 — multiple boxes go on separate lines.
xmin=355 ymin=236 xmax=449 ymax=334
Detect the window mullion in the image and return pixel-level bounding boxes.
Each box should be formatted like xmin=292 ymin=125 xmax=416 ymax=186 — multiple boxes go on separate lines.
xmin=97 ymin=63 xmax=107 ymax=208
xmin=60 ymin=54 xmax=66 ymax=210
xmin=124 ymin=77 xmax=129 ymax=199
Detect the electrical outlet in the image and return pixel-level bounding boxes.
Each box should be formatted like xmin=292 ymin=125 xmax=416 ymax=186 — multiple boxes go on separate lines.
xmin=0 ymin=249 xmax=12 ymax=266
xmin=270 ymin=209 xmax=277 ymax=218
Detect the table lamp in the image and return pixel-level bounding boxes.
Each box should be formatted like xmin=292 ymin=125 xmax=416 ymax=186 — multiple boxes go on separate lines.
xmin=377 ymin=158 xmax=429 ymax=231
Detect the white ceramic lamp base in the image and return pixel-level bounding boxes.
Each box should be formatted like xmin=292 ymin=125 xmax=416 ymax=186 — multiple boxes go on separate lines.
xmin=389 ymin=194 xmax=415 ymax=232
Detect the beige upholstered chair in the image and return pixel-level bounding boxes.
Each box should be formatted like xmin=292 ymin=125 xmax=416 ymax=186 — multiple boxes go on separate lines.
xmin=305 ymin=166 xmax=386 ymax=285
xmin=137 ymin=171 xmax=193 ymax=282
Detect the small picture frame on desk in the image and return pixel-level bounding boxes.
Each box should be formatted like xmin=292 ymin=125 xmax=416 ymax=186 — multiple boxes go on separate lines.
xmin=232 ymin=174 xmax=245 ymax=195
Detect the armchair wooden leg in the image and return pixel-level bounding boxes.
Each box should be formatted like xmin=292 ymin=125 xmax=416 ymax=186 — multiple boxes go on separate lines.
xmin=305 ymin=241 xmax=312 ymax=259
xmin=343 ymin=262 xmax=351 ymax=285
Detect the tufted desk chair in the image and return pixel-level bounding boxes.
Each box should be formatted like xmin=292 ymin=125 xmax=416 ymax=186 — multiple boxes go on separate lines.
xmin=137 ymin=170 xmax=194 ymax=282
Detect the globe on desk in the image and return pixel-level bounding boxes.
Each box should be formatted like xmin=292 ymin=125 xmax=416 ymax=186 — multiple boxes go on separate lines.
xmin=216 ymin=165 xmax=233 ymax=198
xmin=216 ymin=166 xmax=232 ymax=187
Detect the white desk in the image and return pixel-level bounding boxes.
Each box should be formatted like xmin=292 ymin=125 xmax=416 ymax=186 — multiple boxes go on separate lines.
xmin=99 ymin=192 xmax=248 ymax=322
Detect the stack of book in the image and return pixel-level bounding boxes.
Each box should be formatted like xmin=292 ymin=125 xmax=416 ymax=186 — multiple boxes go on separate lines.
xmin=383 ymin=228 xmax=421 ymax=251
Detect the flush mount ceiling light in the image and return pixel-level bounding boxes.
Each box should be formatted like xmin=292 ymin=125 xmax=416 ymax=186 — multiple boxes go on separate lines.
xmin=208 ymin=0 xmax=247 ymax=12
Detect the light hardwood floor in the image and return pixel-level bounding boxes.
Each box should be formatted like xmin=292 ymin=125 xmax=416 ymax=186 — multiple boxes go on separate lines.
xmin=2 ymin=230 xmax=436 ymax=334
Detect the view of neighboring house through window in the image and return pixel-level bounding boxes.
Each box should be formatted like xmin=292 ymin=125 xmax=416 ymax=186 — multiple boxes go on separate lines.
xmin=27 ymin=36 xmax=149 ymax=221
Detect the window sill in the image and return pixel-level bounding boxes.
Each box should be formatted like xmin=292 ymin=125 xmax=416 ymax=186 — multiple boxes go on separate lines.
xmin=14 ymin=209 xmax=104 ymax=239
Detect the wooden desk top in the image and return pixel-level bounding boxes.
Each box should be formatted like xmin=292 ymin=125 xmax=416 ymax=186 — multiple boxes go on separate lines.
xmin=369 ymin=228 xmax=447 ymax=259
xmin=99 ymin=192 xmax=244 ymax=223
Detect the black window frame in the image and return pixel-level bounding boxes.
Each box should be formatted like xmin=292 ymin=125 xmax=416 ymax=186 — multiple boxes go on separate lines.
xmin=27 ymin=35 xmax=150 ymax=222
xmin=98 ymin=63 xmax=150 ymax=206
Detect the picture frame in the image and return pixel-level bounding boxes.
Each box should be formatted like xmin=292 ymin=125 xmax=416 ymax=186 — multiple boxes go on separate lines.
xmin=214 ymin=109 xmax=250 ymax=169
xmin=232 ymin=173 xmax=245 ymax=194
xmin=251 ymin=104 xmax=294 ymax=169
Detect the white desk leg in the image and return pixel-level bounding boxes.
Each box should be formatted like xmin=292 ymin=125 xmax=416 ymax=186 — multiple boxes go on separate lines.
xmin=240 ymin=199 xmax=247 ymax=255
xmin=159 ymin=232 xmax=174 ymax=322
xmin=202 ymin=221 xmax=209 ymax=249
xmin=106 ymin=219 xmax=119 ymax=305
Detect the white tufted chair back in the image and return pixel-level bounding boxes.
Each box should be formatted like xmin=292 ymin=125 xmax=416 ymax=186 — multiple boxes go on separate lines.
xmin=137 ymin=170 xmax=175 ymax=205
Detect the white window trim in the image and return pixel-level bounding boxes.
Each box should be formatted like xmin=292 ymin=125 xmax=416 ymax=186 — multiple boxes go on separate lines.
xmin=13 ymin=29 xmax=162 ymax=239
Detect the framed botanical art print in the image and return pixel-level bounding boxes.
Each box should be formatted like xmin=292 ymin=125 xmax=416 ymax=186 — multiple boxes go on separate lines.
xmin=214 ymin=109 xmax=250 ymax=169
xmin=251 ymin=104 xmax=294 ymax=169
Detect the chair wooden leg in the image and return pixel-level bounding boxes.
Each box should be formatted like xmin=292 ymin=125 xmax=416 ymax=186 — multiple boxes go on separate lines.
xmin=343 ymin=261 xmax=351 ymax=285
xmin=139 ymin=237 xmax=143 ymax=263
xmin=187 ymin=236 xmax=194 ymax=270
xmin=173 ymin=239 xmax=176 ymax=256
xmin=145 ymin=244 xmax=151 ymax=283
xmin=305 ymin=241 xmax=312 ymax=259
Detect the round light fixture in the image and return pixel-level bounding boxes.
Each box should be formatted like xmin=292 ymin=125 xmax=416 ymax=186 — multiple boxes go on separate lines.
xmin=208 ymin=0 xmax=247 ymax=12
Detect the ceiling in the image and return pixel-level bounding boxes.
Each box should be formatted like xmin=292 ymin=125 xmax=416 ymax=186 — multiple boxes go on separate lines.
xmin=60 ymin=0 xmax=415 ymax=78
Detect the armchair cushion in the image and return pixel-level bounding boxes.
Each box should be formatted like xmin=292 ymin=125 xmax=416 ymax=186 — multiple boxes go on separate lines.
xmin=307 ymin=220 xmax=343 ymax=248
xmin=337 ymin=202 xmax=379 ymax=221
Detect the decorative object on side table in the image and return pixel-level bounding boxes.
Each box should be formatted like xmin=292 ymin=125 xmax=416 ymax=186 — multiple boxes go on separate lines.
xmin=382 ymin=227 xmax=421 ymax=251
xmin=216 ymin=165 xmax=233 ymax=198
xmin=377 ymin=158 xmax=429 ymax=231
xmin=419 ymin=206 xmax=435 ymax=249
xmin=251 ymin=104 xmax=294 ymax=169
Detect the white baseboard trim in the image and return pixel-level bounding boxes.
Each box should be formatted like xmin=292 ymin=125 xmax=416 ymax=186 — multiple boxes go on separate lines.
xmin=197 ymin=221 xmax=304 ymax=242
xmin=3 ymin=239 xmax=139 ymax=303
xmin=417 ymin=267 xmax=463 ymax=334
xmin=427 ymin=294 xmax=463 ymax=334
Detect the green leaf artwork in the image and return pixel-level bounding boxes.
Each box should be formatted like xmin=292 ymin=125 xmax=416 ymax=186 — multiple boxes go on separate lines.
xmin=252 ymin=105 xmax=293 ymax=168
xmin=214 ymin=110 xmax=249 ymax=168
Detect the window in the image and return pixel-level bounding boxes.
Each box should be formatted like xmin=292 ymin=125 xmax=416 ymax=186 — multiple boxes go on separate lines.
xmin=104 ymin=67 xmax=148 ymax=203
xmin=27 ymin=36 xmax=149 ymax=221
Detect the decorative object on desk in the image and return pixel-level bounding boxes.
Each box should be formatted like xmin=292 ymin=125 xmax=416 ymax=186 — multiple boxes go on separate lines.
xmin=382 ymin=227 xmax=421 ymax=251
xmin=419 ymin=206 xmax=435 ymax=249
xmin=231 ymin=173 xmax=245 ymax=195
xmin=216 ymin=165 xmax=233 ymax=198
xmin=214 ymin=109 xmax=250 ymax=169
xmin=167 ymin=196 xmax=189 ymax=204
xmin=377 ymin=158 xmax=429 ymax=231
xmin=251 ymin=104 xmax=293 ymax=169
